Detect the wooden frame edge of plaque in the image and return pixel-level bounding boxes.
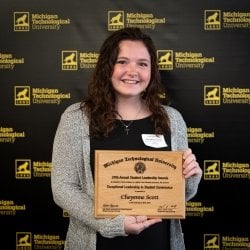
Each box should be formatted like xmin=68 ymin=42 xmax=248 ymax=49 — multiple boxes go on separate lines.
xmin=94 ymin=150 xmax=185 ymax=219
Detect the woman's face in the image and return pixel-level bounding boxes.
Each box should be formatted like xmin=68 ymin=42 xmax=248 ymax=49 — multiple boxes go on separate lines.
xmin=111 ymin=40 xmax=151 ymax=99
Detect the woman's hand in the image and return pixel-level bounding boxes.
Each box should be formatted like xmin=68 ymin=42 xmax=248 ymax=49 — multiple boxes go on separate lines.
xmin=183 ymin=148 xmax=202 ymax=178
xmin=124 ymin=215 xmax=162 ymax=235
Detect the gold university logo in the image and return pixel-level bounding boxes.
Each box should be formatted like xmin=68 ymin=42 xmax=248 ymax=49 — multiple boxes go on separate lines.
xmin=15 ymin=159 xmax=32 ymax=179
xmin=108 ymin=11 xmax=124 ymax=31
xmin=204 ymin=85 xmax=221 ymax=106
xmin=14 ymin=86 xmax=31 ymax=106
xmin=204 ymin=234 xmax=220 ymax=249
xmin=157 ymin=50 xmax=173 ymax=70
xmin=14 ymin=12 xmax=30 ymax=31
xmin=16 ymin=232 xmax=32 ymax=249
xmin=204 ymin=160 xmax=220 ymax=180
xmin=204 ymin=10 xmax=221 ymax=30
xmin=62 ymin=51 xmax=78 ymax=70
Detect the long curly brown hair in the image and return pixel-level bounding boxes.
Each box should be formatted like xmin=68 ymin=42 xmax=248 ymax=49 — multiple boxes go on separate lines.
xmin=81 ymin=27 xmax=170 ymax=137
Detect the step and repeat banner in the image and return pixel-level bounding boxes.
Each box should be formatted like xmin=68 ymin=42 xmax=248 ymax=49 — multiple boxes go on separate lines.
xmin=0 ymin=0 xmax=249 ymax=249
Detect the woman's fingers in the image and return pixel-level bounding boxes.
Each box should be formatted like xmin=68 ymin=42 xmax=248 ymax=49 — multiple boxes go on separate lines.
xmin=183 ymin=148 xmax=202 ymax=178
xmin=124 ymin=216 xmax=162 ymax=234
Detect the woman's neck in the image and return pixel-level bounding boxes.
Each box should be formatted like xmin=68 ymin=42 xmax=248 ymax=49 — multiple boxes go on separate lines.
xmin=116 ymin=98 xmax=150 ymax=120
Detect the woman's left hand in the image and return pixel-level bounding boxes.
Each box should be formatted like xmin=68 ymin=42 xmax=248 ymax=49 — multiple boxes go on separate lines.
xmin=124 ymin=216 xmax=162 ymax=235
xmin=182 ymin=148 xmax=202 ymax=178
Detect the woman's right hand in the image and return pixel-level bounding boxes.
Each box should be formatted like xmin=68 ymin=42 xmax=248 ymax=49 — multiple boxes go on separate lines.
xmin=124 ymin=215 xmax=162 ymax=235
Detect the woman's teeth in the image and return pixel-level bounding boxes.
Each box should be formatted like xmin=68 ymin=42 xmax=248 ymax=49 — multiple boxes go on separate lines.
xmin=122 ymin=80 xmax=138 ymax=84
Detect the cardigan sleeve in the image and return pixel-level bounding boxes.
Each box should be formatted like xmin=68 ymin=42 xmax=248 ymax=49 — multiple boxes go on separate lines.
xmin=51 ymin=103 xmax=127 ymax=238
xmin=165 ymin=105 xmax=202 ymax=201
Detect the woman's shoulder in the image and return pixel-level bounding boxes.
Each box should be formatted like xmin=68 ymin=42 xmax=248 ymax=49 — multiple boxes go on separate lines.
xmin=59 ymin=102 xmax=86 ymax=124
xmin=58 ymin=102 xmax=89 ymax=132
xmin=60 ymin=102 xmax=84 ymax=118
xmin=161 ymin=105 xmax=184 ymax=121
xmin=63 ymin=102 xmax=82 ymax=113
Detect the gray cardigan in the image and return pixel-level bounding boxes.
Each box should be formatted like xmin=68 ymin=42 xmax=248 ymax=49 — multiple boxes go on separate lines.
xmin=51 ymin=102 xmax=202 ymax=250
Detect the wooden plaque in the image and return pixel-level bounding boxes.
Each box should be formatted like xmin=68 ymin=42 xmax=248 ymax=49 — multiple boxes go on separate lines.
xmin=94 ymin=150 xmax=185 ymax=219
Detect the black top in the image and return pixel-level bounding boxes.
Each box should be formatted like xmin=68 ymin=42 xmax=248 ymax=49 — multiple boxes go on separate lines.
xmin=90 ymin=116 xmax=171 ymax=250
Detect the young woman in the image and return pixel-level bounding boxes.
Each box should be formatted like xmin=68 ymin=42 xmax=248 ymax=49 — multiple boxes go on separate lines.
xmin=51 ymin=27 xmax=202 ymax=250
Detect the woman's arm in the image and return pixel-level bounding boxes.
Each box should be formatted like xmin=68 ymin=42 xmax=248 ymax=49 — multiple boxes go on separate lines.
xmin=51 ymin=105 xmax=126 ymax=238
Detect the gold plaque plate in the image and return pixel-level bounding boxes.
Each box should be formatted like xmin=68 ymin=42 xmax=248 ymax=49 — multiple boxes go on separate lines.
xmin=94 ymin=150 xmax=185 ymax=219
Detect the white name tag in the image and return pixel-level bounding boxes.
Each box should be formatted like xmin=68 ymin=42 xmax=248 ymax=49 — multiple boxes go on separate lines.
xmin=141 ymin=134 xmax=168 ymax=148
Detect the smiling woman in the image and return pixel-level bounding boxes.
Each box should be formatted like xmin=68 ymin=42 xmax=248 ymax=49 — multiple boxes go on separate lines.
xmin=83 ymin=28 xmax=171 ymax=137
xmin=51 ymin=27 xmax=202 ymax=250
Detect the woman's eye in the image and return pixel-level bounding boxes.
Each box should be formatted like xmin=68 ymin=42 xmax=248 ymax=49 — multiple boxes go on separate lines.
xmin=116 ymin=60 xmax=126 ymax=64
xmin=139 ymin=62 xmax=148 ymax=67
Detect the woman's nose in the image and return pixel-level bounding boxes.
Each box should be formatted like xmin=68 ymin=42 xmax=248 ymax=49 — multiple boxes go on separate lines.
xmin=126 ymin=63 xmax=137 ymax=76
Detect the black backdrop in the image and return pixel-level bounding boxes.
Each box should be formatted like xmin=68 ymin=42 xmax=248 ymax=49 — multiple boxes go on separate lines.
xmin=0 ymin=1 xmax=249 ymax=249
